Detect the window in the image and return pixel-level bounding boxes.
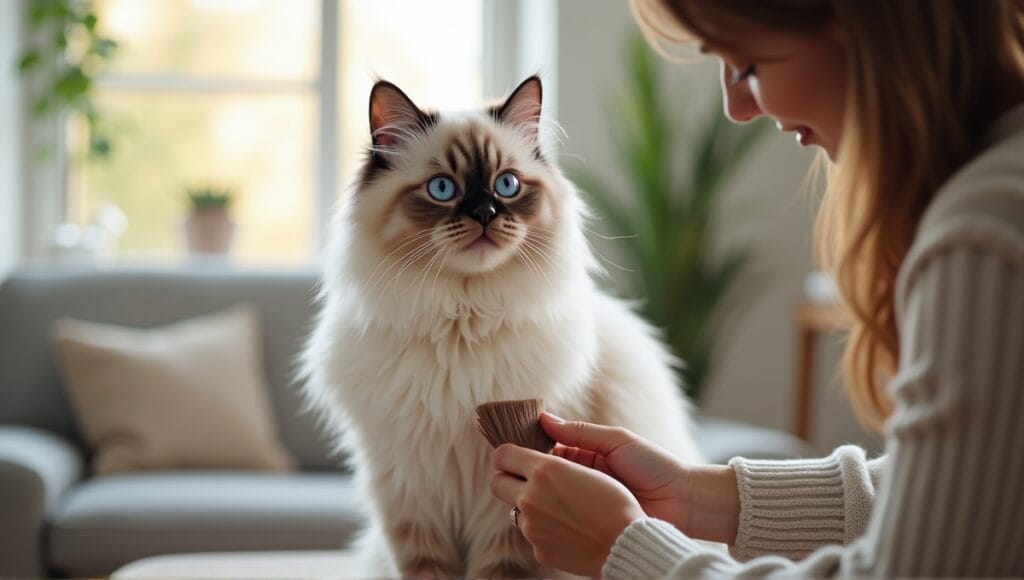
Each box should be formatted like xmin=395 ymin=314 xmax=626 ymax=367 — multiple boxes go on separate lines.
xmin=67 ymin=0 xmax=485 ymax=266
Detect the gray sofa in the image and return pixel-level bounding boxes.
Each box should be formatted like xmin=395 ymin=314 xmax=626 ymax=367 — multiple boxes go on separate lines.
xmin=0 ymin=266 xmax=812 ymax=578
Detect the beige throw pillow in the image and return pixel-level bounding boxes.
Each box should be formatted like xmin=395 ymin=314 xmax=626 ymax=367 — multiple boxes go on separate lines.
xmin=52 ymin=305 xmax=296 ymax=475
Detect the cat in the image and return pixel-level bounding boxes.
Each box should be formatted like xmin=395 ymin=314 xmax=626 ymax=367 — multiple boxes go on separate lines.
xmin=299 ymin=75 xmax=703 ymax=578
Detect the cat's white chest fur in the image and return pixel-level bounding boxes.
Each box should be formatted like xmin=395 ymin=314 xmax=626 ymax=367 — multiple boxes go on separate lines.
xmin=322 ymin=287 xmax=600 ymax=437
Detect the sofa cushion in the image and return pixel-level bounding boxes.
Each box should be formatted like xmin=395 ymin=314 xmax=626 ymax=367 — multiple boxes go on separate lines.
xmin=52 ymin=305 xmax=296 ymax=474
xmin=48 ymin=471 xmax=364 ymax=577
xmin=0 ymin=267 xmax=337 ymax=470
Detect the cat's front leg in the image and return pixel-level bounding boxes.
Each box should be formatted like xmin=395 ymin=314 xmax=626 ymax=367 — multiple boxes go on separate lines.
xmin=465 ymin=521 xmax=538 ymax=579
xmin=385 ymin=517 xmax=465 ymax=577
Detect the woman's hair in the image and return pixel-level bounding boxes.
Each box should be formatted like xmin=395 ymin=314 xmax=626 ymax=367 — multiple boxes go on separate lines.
xmin=632 ymin=0 xmax=1024 ymax=430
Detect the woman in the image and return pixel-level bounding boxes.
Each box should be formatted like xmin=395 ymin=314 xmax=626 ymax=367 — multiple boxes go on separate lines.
xmin=489 ymin=0 xmax=1024 ymax=577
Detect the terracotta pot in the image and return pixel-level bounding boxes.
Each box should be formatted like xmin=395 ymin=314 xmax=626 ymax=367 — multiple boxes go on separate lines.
xmin=183 ymin=208 xmax=236 ymax=254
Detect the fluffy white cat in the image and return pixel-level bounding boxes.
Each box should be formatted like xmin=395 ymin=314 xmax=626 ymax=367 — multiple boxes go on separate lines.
xmin=300 ymin=76 xmax=702 ymax=577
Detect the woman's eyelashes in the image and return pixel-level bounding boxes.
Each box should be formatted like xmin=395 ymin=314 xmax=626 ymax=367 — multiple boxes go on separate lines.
xmin=729 ymin=64 xmax=757 ymax=86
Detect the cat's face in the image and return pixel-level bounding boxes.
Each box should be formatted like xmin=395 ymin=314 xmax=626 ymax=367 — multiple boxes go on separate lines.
xmin=352 ymin=77 xmax=570 ymax=278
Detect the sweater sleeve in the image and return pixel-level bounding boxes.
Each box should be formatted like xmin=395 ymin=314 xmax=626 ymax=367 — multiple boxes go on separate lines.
xmin=728 ymin=446 xmax=886 ymax=561
xmin=604 ymin=219 xmax=1024 ymax=578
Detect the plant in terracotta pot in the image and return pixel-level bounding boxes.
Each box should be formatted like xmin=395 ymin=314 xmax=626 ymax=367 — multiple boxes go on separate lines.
xmin=183 ymin=186 xmax=236 ymax=255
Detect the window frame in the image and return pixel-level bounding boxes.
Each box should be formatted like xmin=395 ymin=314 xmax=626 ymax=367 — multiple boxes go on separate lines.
xmin=19 ymin=0 xmax=553 ymax=265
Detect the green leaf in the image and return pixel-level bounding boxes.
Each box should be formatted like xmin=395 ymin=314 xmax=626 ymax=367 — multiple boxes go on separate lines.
xmin=90 ymin=37 xmax=118 ymax=58
xmin=54 ymin=67 xmax=90 ymax=101
xmin=18 ymin=51 xmax=41 ymax=73
xmin=89 ymin=135 xmax=112 ymax=158
xmin=31 ymin=96 xmax=52 ymax=117
xmin=34 ymin=144 xmax=56 ymax=162
xmin=28 ymin=1 xmax=51 ymax=27
xmin=83 ymin=13 xmax=98 ymax=31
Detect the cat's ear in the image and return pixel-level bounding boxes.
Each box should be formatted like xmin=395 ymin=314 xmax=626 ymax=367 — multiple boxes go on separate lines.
xmin=369 ymin=81 xmax=430 ymax=152
xmin=493 ymin=76 xmax=542 ymax=140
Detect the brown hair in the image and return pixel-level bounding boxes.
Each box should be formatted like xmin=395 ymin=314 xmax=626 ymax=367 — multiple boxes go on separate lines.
xmin=632 ymin=0 xmax=1024 ymax=430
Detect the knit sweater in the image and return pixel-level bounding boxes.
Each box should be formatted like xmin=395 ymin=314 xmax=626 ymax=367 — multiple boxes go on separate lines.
xmin=604 ymin=102 xmax=1024 ymax=578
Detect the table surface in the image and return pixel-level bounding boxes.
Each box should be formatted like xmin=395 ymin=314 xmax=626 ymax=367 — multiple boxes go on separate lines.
xmin=112 ymin=550 xmax=361 ymax=579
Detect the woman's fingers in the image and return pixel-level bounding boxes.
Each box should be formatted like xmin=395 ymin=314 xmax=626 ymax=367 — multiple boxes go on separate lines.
xmin=492 ymin=443 xmax=548 ymax=478
xmin=552 ymin=444 xmax=613 ymax=475
xmin=540 ymin=413 xmax=635 ymax=456
xmin=489 ymin=471 xmax=527 ymax=506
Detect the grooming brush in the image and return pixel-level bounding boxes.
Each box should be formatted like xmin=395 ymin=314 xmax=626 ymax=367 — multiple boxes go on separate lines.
xmin=474 ymin=399 xmax=556 ymax=453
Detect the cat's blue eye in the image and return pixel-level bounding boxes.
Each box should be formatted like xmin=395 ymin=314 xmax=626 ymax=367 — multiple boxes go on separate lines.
xmin=494 ymin=172 xmax=520 ymax=198
xmin=427 ymin=176 xmax=457 ymax=201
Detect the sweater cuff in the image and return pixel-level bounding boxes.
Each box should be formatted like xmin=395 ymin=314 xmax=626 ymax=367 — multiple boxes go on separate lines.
xmin=603 ymin=518 xmax=728 ymax=579
xmin=728 ymin=446 xmax=866 ymax=560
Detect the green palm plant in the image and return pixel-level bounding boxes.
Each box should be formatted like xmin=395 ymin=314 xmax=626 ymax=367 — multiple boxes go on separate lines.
xmin=568 ymin=33 xmax=771 ymax=403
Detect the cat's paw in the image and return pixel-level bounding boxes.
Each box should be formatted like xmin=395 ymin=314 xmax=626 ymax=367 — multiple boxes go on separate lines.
xmin=470 ymin=560 xmax=540 ymax=579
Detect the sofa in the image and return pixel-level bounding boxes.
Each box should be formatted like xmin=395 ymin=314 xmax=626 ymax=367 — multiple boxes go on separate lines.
xmin=0 ymin=266 xmax=812 ymax=578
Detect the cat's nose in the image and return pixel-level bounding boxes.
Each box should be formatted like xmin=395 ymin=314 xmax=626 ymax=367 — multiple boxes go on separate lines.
xmin=470 ymin=200 xmax=497 ymax=226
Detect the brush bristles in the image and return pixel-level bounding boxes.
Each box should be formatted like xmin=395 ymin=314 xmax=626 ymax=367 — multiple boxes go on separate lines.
xmin=474 ymin=399 xmax=555 ymax=453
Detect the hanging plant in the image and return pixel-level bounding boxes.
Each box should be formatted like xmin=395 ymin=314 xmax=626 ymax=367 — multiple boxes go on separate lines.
xmin=17 ymin=0 xmax=119 ymax=160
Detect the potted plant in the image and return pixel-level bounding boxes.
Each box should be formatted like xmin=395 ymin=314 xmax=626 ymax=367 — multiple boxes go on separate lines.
xmin=568 ymin=33 xmax=771 ymax=404
xmin=183 ymin=186 xmax=236 ymax=255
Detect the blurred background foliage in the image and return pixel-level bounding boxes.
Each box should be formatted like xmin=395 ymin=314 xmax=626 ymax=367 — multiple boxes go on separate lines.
xmin=18 ymin=0 xmax=119 ymax=160
xmin=570 ymin=34 xmax=771 ymax=404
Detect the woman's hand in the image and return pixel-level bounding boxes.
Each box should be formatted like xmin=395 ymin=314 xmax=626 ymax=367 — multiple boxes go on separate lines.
xmin=541 ymin=413 xmax=739 ymax=544
xmin=490 ymin=443 xmax=645 ymax=576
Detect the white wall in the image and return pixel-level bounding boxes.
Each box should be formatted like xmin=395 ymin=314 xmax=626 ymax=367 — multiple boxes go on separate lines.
xmin=553 ymin=0 xmax=881 ymax=455
xmin=0 ymin=0 xmax=24 ymax=278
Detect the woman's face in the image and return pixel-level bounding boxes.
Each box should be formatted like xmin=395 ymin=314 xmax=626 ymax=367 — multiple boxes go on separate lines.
xmin=701 ymin=24 xmax=847 ymax=159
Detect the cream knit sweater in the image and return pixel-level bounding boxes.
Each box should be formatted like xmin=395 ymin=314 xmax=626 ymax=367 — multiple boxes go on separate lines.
xmin=604 ymin=102 xmax=1024 ymax=578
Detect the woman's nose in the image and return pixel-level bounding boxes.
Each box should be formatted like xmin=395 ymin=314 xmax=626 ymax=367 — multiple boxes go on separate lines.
xmin=720 ymin=64 xmax=763 ymax=124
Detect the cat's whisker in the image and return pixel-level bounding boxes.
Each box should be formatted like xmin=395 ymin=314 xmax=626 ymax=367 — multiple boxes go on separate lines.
xmin=428 ymin=247 xmax=454 ymax=309
xmin=367 ymin=236 xmax=444 ymax=294
xmin=385 ymin=239 xmax=445 ymax=297
xmin=520 ymin=234 xmax=569 ymax=277
xmin=528 ymin=225 xmax=633 ymax=273
xmin=555 ymin=151 xmax=587 ymax=165
xmin=516 ymin=239 xmax=558 ymax=287
xmin=411 ymin=238 xmax=453 ymax=307
xmin=511 ymin=246 xmax=543 ymax=283
xmin=511 ymin=248 xmax=540 ymax=282
xmin=364 ymin=228 xmax=444 ymax=291
xmin=372 ymin=123 xmax=428 ymax=149
xmin=519 ymin=236 xmax=559 ymax=269
xmin=583 ymin=226 xmax=639 ymax=241
xmin=516 ymin=247 xmax=547 ymax=283
xmin=540 ymin=119 xmax=569 ymax=149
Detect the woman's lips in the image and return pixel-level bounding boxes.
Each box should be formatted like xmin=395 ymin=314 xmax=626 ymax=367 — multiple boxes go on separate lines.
xmin=779 ymin=123 xmax=814 ymax=147
xmin=776 ymin=122 xmax=815 ymax=147
xmin=795 ymin=127 xmax=813 ymax=147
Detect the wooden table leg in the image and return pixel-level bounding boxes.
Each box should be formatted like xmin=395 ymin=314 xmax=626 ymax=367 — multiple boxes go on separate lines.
xmin=794 ymin=321 xmax=816 ymax=441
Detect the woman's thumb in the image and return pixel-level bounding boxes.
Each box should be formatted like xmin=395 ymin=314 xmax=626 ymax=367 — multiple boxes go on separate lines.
xmin=540 ymin=412 xmax=635 ymax=455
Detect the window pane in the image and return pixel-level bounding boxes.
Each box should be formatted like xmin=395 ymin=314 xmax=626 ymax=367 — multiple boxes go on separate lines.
xmin=68 ymin=90 xmax=316 ymax=266
xmin=338 ymin=0 xmax=483 ymax=187
xmin=96 ymin=0 xmax=319 ymax=81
